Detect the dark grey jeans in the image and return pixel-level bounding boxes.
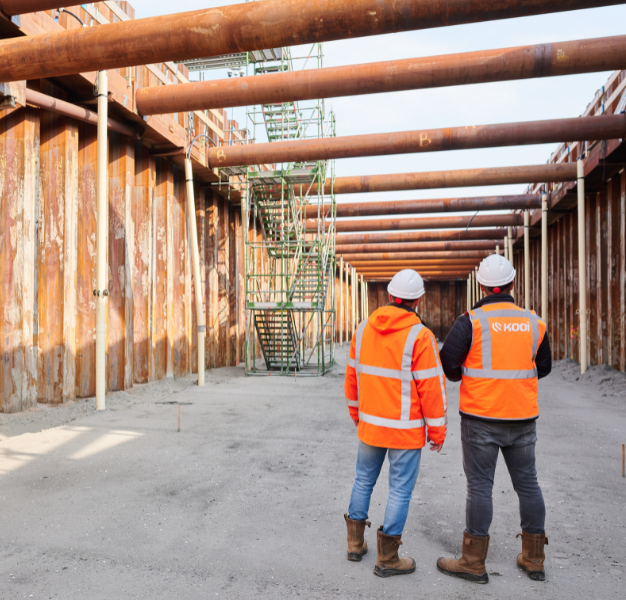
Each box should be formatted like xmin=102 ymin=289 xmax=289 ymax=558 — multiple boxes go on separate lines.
xmin=461 ymin=416 xmax=545 ymax=537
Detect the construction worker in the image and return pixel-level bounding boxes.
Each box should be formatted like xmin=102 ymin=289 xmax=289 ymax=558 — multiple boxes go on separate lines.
xmin=437 ymin=254 xmax=552 ymax=584
xmin=344 ymin=269 xmax=447 ymax=578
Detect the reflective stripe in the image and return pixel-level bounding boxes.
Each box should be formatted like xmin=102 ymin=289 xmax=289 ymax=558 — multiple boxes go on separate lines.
xmin=401 ymin=325 xmax=423 ymax=420
xmin=424 ymin=416 xmax=447 ymax=427
xmin=359 ymin=411 xmax=424 ymax=430
xmin=346 ymin=399 xmax=360 ymax=408
xmin=411 ymin=366 xmax=444 ymax=380
xmin=347 ymin=357 xmax=356 ymax=369
xmin=360 ymin=364 xmax=402 ymax=379
xmin=462 ymin=367 xmax=538 ymax=379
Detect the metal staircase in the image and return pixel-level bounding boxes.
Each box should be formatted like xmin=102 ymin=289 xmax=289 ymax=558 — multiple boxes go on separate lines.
xmin=254 ymin=311 xmax=300 ymax=371
xmin=242 ymin=44 xmax=337 ymax=376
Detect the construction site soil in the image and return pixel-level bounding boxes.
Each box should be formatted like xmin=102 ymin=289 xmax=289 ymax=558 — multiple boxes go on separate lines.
xmin=0 ymin=349 xmax=624 ymax=599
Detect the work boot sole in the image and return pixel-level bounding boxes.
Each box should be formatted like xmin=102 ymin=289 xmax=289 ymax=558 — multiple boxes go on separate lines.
xmin=374 ymin=562 xmax=416 ymax=578
xmin=436 ymin=560 xmax=489 ymax=584
xmin=347 ymin=548 xmax=367 ymax=562
xmin=517 ymin=561 xmax=545 ymax=581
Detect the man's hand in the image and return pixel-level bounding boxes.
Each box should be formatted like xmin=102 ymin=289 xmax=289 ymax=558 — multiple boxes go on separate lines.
xmin=429 ymin=442 xmax=444 ymax=452
xmin=353 ymin=419 xmax=359 ymax=427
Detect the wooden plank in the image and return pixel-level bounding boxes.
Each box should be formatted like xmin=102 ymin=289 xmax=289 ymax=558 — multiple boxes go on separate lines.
xmin=133 ymin=143 xmax=155 ymax=383
xmin=153 ymin=159 xmax=170 ymax=380
xmin=107 ymin=131 xmax=135 ymax=391
xmin=37 ymin=94 xmax=79 ymax=403
xmin=218 ymin=197 xmax=229 ymax=367
xmin=617 ymin=169 xmax=626 ymax=372
xmin=75 ymin=121 xmax=98 ymax=398
xmin=587 ymin=193 xmax=598 ymax=366
xmin=229 ymin=206 xmax=238 ymax=365
xmin=0 ymin=104 xmax=38 ymax=412
xmin=206 ymin=190 xmax=219 ymax=369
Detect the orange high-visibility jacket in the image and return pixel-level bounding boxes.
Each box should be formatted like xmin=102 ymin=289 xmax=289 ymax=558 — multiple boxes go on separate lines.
xmin=345 ymin=306 xmax=447 ymax=450
xmin=460 ymin=302 xmax=547 ymax=421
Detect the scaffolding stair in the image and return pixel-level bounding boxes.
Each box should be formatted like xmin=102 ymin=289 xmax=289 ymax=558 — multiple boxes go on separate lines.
xmin=254 ymin=310 xmax=301 ymax=371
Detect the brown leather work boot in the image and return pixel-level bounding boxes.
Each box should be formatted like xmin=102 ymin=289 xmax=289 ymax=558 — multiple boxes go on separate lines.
xmin=436 ymin=531 xmax=490 ymax=584
xmin=517 ymin=531 xmax=548 ymax=581
xmin=344 ymin=514 xmax=370 ymax=561
xmin=373 ymin=526 xmax=416 ymax=577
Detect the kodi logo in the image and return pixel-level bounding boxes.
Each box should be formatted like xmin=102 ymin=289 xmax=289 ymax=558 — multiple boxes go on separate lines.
xmin=492 ymin=321 xmax=530 ymax=332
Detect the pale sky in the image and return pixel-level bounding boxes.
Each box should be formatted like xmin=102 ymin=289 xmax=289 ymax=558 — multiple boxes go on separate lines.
xmin=128 ymin=1 xmax=626 ymax=210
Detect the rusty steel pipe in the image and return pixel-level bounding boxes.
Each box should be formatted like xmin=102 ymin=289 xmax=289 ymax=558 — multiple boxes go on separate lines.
xmin=208 ymin=114 xmax=626 ymax=168
xmin=306 ymin=194 xmax=540 ymax=219
xmin=1 ymin=0 xmax=621 ymax=83
xmin=312 ymin=163 xmax=576 ymax=195
xmin=337 ymin=241 xmax=497 ymax=253
xmin=0 ymin=1 xmax=69 ymax=15
xmin=332 ymin=214 xmax=523 ymax=234
xmin=136 ymin=35 xmax=626 ymax=115
xmin=25 ymin=88 xmax=135 ymax=138
xmin=341 ymin=251 xmax=490 ymax=261
xmin=336 ymin=229 xmax=509 ymax=245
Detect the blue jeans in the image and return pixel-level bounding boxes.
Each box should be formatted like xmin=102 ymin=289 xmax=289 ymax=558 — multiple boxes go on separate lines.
xmin=348 ymin=441 xmax=422 ymax=536
xmin=461 ymin=417 xmax=545 ymax=537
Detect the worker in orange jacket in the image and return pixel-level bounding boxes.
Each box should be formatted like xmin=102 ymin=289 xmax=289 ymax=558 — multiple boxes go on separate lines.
xmin=344 ymin=269 xmax=448 ymax=578
xmin=437 ymin=254 xmax=551 ymax=584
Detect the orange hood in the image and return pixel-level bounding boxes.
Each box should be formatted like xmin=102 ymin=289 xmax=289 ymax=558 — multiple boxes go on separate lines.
xmin=367 ymin=305 xmax=421 ymax=335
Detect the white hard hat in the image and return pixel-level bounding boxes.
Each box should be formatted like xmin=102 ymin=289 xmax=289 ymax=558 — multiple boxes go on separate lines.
xmin=476 ymin=254 xmax=516 ymax=287
xmin=387 ymin=269 xmax=425 ymax=300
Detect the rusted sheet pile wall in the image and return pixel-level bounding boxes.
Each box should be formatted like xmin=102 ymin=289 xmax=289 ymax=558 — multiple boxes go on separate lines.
xmin=513 ymin=171 xmax=626 ymax=372
xmin=366 ymin=281 xmax=466 ymax=341
xmin=0 ymin=102 xmax=245 ymax=413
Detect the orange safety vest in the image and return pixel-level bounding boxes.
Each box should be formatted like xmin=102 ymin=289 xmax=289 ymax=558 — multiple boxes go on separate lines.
xmin=460 ymin=302 xmax=546 ymax=421
xmin=345 ymin=306 xmax=447 ymax=450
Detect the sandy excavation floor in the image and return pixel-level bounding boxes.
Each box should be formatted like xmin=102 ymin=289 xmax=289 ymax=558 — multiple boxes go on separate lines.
xmin=0 ymin=349 xmax=625 ymax=600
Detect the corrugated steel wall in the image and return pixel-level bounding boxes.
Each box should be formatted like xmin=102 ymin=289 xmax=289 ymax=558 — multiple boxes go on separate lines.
xmin=0 ymin=103 xmax=245 ymax=413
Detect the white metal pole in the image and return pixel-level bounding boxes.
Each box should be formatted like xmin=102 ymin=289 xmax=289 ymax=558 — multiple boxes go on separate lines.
xmin=361 ymin=275 xmax=365 ymax=321
xmin=345 ymin=263 xmax=349 ymax=343
xmin=351 ymin=267 xmax=356 ymax=335
xmin=504 ymin=235 xmax=509 ymax=260
xmin=467 ymin=273 xmax=471 ymax=309
xmin=524 ymin=210 xmax=530 ymax=310
xmin=96 ymin=71 xmax=108 ymax=411
xmin=184 ymin=157 xmax=205 ymax=386
xmin=541 ymin=193 xmax=548 ymax=322
xmin=495 ymin=243 xmax=500 ymax=255
xmin=508 ymin=226 xmax=515 ymax=299
xmin=339 ymin=256 xmax=343 ymax=346
xmin=474 ymin=267 xmax=479 ymax=301
xmin=577 ymin=159 xmax=588 ymax=374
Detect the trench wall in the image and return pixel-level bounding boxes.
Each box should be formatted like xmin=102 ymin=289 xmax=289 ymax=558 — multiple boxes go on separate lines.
xmin=0 ymin=103 xmax=245 ymax=413
xmin=513 ymin=172 xmax=626 ymax=372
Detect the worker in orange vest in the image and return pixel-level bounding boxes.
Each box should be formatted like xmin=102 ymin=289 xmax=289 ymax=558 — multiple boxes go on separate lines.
xmin=344 ymin=269 xmax=448 ymax=578
xmin=437 ymin=254 xmax=551 ymax=584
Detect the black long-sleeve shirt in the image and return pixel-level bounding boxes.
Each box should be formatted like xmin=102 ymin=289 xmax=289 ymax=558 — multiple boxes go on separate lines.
xmin=440 ymin=295 xmax=552 ymax=423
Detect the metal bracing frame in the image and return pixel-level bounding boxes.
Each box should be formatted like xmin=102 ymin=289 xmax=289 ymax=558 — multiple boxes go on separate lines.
xmin=239 ymin=42 xmax=337 ymax=376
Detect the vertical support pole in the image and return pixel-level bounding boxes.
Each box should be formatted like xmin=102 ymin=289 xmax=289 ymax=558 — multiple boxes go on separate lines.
xmin=495 ymin=244 xmax=500 ymax=255
xmin=360 ymin=275 xmax=364 ymax=322
xmin=345 ymin=262 xmax=349 ymax=343
xmin=351 ymin=267 xmax=356 ymax=335
xmin=474 ymin=267 xmax=479 ymax=302
xmin=577 ymin=159 xmax=588 ymax=374
xmin=524 ymin=210 xmax=530 ymax=310
xmin=467 ymin=273 xmax=471 ymax=309
xmin=508 ymin=226 xmax=515 ymax=299
xmin=541 ymin=193 xmax=548 ymax=322
xmin=96 ymin=71 xmax=108 ymax=411
xmin=184 ymin=157 xmax=205 ymax=386
xmin=339 ymin=256 xmax=343 ymax=346
xmin=504 ymin=236 xmax=508 ymax=260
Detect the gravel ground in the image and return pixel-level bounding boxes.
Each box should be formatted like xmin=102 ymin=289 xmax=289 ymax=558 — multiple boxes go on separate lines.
xmin=0 ymin=350 xmax=624 ymax=599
